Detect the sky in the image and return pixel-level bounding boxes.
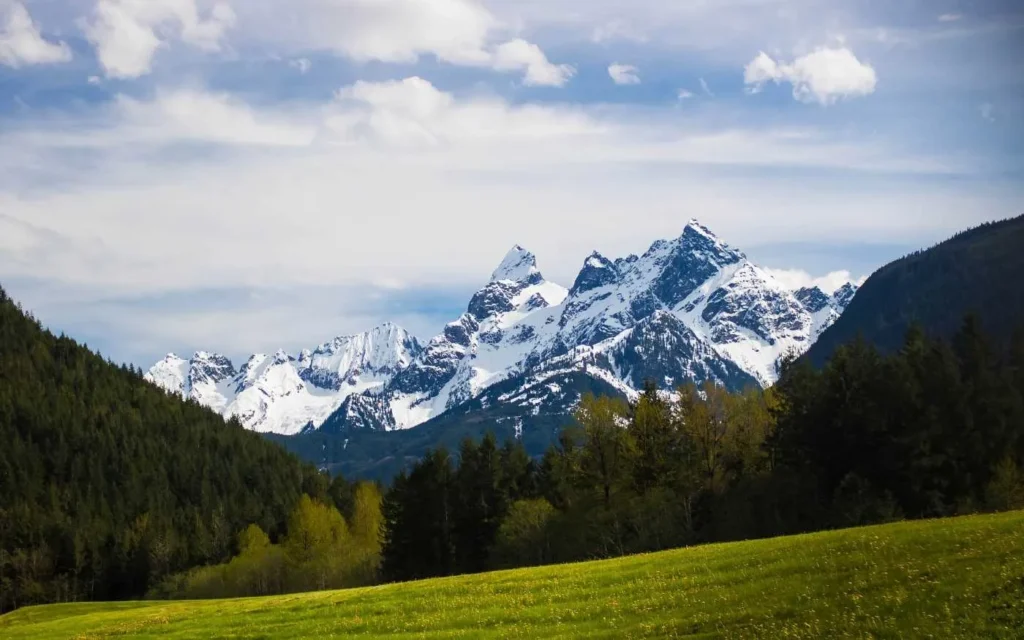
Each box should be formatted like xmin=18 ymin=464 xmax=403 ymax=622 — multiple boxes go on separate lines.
xmin=0 ymin=0 xmax=1022 ymax=367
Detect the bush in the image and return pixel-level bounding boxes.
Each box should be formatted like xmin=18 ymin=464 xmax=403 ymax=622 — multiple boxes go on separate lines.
xmin=491 ymin=499 xmax=556 ymax=569
xmin=155 ymin=490 xmax=383 ymax=600
xmin=985 ymin=458 xmax=1024 ymax=512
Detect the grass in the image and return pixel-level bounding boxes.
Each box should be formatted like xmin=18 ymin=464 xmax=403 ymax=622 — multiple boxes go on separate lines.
xmin=3 ymin=510 xmax=1023 ymax=639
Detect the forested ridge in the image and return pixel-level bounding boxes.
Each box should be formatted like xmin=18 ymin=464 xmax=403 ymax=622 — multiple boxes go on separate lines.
xmin=0 ymin=285 xmax=328 ymax=612
xmin=807 ymin=213 xmax=1024 ymax=365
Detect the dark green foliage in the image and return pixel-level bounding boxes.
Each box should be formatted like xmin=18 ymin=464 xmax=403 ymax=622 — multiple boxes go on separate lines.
xmin=0 ymin=285 xmax=321 ymax=612
xmin=378 ymin=318 xmax=1024 ymax=581
xmin=774 ymin=318 xmax=1024 ymax=521
xmin=381 ymin=439 xmax=540 ymax=581
xmin=452 ymin=435 xmax=507 ymax=573
xmin=807 ymin=213 xmax=1024 ymax=365
xmin=381 ymin=449 xmax=455 ymax=581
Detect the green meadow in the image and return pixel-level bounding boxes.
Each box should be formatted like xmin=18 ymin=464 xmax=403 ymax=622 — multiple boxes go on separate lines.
xmin=3 ymin=510 xmax=1022 ymax=639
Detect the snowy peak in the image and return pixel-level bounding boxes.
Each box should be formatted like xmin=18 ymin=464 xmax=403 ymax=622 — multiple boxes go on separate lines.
xmin=145 ymin=353 xmax=189 ymax=396
xmin=469 ymin=246 xmax=566 ymax=322
xmin=303 ymin=323 xmax=422 ymax=390
xmin=145 ymin=323 xmax=421 ymax=435
xmin=149 ymin=218 xmax=860 ymax=437
xmin=571 ymin=252 xmax=619 ymax=295
xmin=682 ymin=218 xmax=725 ymax=244
xmin=188 ymin=351 xmax=236 ymax=392
xmin=650 ymin=221 xmax=745 ymax=309
xmin=491 ymin=245 xmax=542 ymax=285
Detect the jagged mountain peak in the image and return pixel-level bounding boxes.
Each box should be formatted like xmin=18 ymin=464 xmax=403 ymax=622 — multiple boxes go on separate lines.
xmin=145 ymin=322 xmax=423 ymax=435
xmin=187 ymin=352 xmax=236 ymax=390
xmin=673 ymin=219 xmax=742 ymax=259
xmin=469 ymin=247 xmax=566 ymax=322
xmin=832 ymin=282 xmax=858 ymax=307
xmin=149 ymin=218 xmax=858 ymax=437
xmin=491 ymin=245 xmax=542 ymax=285
xmin=682 ymin=217 xmax=718 ymax=237
xmin=190 ymin=350 xmax=235 ymax=370
xmin=794 ymin=286 xmax=832 ymax=313
xmin=314 ymin=322 xmax=420 ymax=355
xmin=570 ymin=251 xmax=620 ymax=295
xmin=273 ymin=349 xmax=292 ymax=364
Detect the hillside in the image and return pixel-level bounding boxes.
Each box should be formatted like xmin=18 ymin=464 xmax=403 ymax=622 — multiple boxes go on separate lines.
xmin=806 ymin=214 xmax=1024 ymax=366
xmin=3 ymin=510 xmax=1022 ymax=638
xmin=0 ymin=286 xmax=322 ymax=612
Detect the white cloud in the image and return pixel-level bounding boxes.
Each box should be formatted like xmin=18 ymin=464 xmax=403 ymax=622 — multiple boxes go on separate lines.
xmin=285 ymin=0 xmax=494 ymax=65
xmin=744 ymin=47 xmax=877 ymax=105
xmin=699 ymin=77 xmax=713 ymax=96
xmin=493 ymin=39 xmax=575 ymax=87
xmin=0 ymin=2 xmax=72 ymax=68
xmin=327 ymin=76 xmax=597 ymax=144
xmin=83 ymin=0 xmax=236 ymax=78
xmin=765 ymin=269 xmax=865 ymax=293
xmin=608 ymin=63 xmax=640 ymax=85
xmin=289 ymin=57 xmax=311 ymax=74
xmin=677 ymin=89 xmax=694 ymax=100
xmin=113 ymin=88 xmax=317 ymax=146
xmin=937 ymin=13 xmax=962 ymax=22
xmin=2 ymin=76 xmax=1009 ymax=364
xmin=590 ymin=20 xmax=647 ymax=44
xmin=248 ymin=0 xmax=572 ymax=87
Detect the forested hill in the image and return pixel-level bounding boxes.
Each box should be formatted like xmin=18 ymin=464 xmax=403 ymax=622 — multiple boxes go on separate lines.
xmin=0 ymin=285 xmax=323 ymax=613
xmin=806 ymin=214 xmax=1024 ymax=366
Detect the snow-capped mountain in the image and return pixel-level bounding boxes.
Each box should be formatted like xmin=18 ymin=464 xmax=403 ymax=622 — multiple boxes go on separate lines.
xmin=317 ymin=220 xmax=857 ymax=434
xmin=147 ymin=220 xmax=858 ymax=436
xmin=146 ymin=323 xmax=422 ymax=435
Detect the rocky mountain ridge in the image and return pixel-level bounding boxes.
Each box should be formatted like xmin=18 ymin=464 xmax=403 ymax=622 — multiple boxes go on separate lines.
xmin=147 ymin=220 xmax=857 ymax=435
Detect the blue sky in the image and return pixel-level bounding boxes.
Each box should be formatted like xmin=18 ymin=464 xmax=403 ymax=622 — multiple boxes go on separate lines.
xmin=1 ymin=0 xmax=1022 ymax=366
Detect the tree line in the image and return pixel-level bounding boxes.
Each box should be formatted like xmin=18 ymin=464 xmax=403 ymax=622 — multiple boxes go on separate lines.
xmin=4 ymin=273 xmax=1023 ymax=610
xmin=0 ymin=286 xmax=326 ymax=613
xmin=151 ymin=481 xmax=383 ymax=599
xmin=378 ymin=316 xmax=1024 ymax=580
xmin=116 ymin=314 xmax=1024 ymax=593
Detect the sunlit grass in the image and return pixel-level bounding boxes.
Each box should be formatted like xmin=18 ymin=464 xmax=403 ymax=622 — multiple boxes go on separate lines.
xmin=3 ymin=510 xmax=1022 ymax=638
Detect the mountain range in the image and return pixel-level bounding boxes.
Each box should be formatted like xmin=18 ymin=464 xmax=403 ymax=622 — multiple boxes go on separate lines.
xmin=146 ymin=220 xmax=857 ymax=436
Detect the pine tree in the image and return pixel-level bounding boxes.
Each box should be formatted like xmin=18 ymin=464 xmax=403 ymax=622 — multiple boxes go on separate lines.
xmin=575 ymin=394 xmax=634 ymax=508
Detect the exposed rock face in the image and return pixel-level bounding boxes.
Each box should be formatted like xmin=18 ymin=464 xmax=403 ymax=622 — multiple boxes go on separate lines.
xmin=148 ymin=220 xmax=858 ymax=435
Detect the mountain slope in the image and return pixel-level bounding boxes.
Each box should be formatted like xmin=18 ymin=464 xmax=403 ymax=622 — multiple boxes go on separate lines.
xmin=806 ymin=214 xmax=1024 ymax=366
xmin=0 ymin=285 xmax=321 ymax=612
xmin=301 ymin=369 xmax=628 ymax=480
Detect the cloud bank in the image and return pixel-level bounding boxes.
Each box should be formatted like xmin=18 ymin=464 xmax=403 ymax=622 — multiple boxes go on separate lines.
xmin=0 ymin=2 xmax=72 ymax=67
xmin=744 ymin=47 xmax=878 ymax=105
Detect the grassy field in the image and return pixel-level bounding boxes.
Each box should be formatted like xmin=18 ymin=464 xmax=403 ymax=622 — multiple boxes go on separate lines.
xmin=3 ymin=511 xmax=1023 ymax=639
